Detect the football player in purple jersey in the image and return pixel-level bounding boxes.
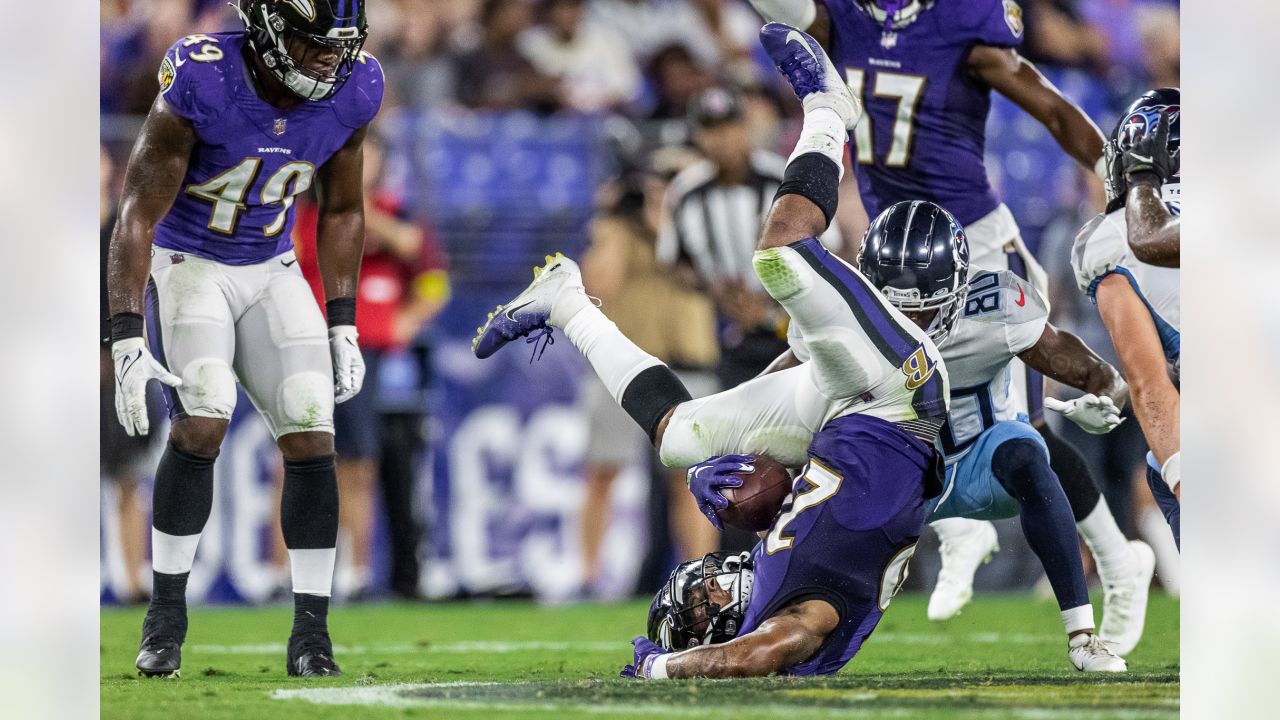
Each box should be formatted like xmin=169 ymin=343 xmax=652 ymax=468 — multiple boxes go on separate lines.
xmin=106 ymin=0 xmax=382 ymax=678
xmin=745 ymin=0 xmax=1152 ymax=640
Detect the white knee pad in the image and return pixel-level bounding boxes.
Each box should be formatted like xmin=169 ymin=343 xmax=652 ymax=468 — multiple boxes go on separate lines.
xmin=803 ymin=328 xmax=882 ymax=398
xmin=176 ymin=358 xmax=237 ymax=419
xmin=276 ymin=371 xmax=335 ymax=434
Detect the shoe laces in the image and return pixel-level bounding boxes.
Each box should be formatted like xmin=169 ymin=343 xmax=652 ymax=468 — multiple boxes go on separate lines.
xmin=526 ymin=327 xmax=555 ymax=363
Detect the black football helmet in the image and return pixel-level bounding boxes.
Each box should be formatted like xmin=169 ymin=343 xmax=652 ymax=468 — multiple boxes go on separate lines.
xmin=1103 ymin=87 xmax=1180 ymax=205
xmin=647 ymin=552 xmax=754 ymax=651
xmin=237 ymin=0 xmax=368 ymax=101
xmin=857 ymin=200 xmax=970 ymax=344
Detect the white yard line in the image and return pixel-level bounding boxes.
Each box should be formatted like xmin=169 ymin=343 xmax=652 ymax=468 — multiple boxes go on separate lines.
xmin=193 ymin=633 xmax=1056 ymax=655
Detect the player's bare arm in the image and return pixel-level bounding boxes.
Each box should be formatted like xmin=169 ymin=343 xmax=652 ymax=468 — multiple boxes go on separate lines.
xmin=664 ymin=601 xmax=838 ymax=678
xmin=1094 ymin=273 xmax=1180 ymax=489
xmin=1124 ymin=185 xmax=1179 ymax=267
xmin=314 ymin=124 xmax=369 ymax=303
xmin=967 ymin=45 xmax=1105 ymax=170
xmin=107 ymin=94 xmax=197 ymax=318
xmin=1018 ymin=323 xmax=1127 ymax=407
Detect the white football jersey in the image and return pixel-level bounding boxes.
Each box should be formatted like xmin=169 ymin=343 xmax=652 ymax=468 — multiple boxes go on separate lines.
xmin=937 ymin=270 xmax=1049 ymax=464
xmin=1071 ymin=183 xmax=1181 ymax=360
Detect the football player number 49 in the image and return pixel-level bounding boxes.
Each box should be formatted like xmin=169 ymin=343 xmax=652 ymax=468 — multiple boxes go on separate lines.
xmin=846 ymin=69 xmax=926 ymax=167
xmin=186 ymin=159 xmax=316 ymax=236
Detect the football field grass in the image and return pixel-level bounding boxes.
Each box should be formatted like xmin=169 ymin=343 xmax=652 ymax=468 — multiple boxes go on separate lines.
xmin=101 ymin=592 xmax=1179 ymax=719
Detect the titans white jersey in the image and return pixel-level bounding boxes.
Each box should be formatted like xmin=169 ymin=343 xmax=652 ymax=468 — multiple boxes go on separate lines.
xmin=1071 ymin=183 xmax=1180 ymax=364
xmin=937 ymin=270 xmax=1048 ymax=464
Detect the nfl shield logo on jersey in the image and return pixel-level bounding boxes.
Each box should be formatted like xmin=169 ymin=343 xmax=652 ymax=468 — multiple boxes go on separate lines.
xmin=273 ymin=118 xmax=288 ymax=136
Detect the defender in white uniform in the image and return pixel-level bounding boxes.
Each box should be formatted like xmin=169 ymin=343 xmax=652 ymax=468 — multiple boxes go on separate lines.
xmin=1073 ymin=112 xmax=1181 ymax=546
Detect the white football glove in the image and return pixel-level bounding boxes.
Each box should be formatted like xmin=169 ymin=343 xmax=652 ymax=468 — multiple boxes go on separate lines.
xmin=329 ymin=325 xmax=365 ymax=404
xmin=1044 ymin=394 xmax=1124 ymax=435
xmin=112 ymin=337 xmax=182 ymax=437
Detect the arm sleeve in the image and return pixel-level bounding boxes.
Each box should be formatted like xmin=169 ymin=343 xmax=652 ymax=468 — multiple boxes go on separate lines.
xmin=158 ymin=41 xmax=210 ymax=126
xmin=998 ymin=272 xmax=1050 ymax=355
xmin=1071 ymin=212 xmax=1129 ymax=301
xmin=966 ymin=0 xmax=1025 ymax=48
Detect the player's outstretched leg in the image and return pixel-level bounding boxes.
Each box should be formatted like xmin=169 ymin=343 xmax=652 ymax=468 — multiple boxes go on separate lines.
xmin=1041 ymin=426 xmax=1154 ymax=656
xmin=926 ymin=517 xmax=999 ymax=621
xmin=473 ymin=255 xmax=692 ymax=448
xmin=989 ymin=437 xmax=1125 ymax=672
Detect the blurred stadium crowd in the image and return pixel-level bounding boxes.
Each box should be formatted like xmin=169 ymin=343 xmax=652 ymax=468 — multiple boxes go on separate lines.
xmin=100 ymin=0 xmax=1180 ymax=605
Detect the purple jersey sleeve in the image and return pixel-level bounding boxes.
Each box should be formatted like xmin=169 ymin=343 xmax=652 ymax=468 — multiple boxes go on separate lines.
xmin=333 ymin=51 xmax=385 ymax=129
xmin=157 ymin=35 xmax=232 ymax=128
xmin=965 ymin=0 xmax=1025 ymax=49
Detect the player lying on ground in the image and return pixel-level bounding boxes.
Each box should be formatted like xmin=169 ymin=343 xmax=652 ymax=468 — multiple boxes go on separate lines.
xmin=742 ymin=0 xmax=1148 ymax=629
xmin=693 ymin=198 xmax=1138 ymax=661
xmin=474 ymin=24 xmax=1123 ymax=677
xmin=1075 ymin=88 xmax=1181 ymax=546
xmin=106 ymin=0 xmax=381 ymax=677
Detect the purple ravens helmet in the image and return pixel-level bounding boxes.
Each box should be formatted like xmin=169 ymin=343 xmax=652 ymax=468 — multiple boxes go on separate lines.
xmin=647 ymin=552 xmax=754 ymax=651
xmin=858 ymin=200 xmax=971 ymax=344
xmin=238 ymin=0 xmax=368 ymax=101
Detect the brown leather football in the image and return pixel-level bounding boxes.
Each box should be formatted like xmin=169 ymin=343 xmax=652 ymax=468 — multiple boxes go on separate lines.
xmin=716 ymin=456 xmax=794 ymax=532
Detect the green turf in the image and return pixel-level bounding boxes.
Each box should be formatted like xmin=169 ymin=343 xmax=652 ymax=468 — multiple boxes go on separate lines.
xmin=101 ymin=592 xmax=1179 ymax=719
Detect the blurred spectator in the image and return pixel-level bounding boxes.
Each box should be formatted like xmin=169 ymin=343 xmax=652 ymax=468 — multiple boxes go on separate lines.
xmin=644 ymin=44 xmax=713 ymax=123
xmin=101 ymin=0 xmax=193 ymax=113
xmin=588 ymin=0 xmax=722 ymax=67
xmin=451 ymin=0 xmax=563 ymax=112
xmin=100 ymin=145 xmax=157 ymax=605
xmin=378 ymin=0 xmax=458 ymax=112
xmin=1137 ymin=3 xmax=1180 ymax=88
xmin=659 ymin=87 xmax=841 ymax=390
xmin=578 ymin=168 xmax=721 ymax=597
xmin=519 ymin=0 xmax=642 ymax=113
xmin=294 ymin=133 xmax=451 ymax=600
xmin=1019 ymin=0 xmax=1111 ymax=71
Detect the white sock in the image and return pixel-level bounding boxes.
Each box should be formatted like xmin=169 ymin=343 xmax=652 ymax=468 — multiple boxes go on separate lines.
xmin=561 ymin=304 xmax=663 ymax=404
xmin=789 ymin=104 xmax=847 ymax=175
xmin=151 ymin=529 xmax=201 ymax=575
xmin=1160 ymin=452 xmax=1181 ymax=492
xmin=1061 ymin=603 xmax=1096 ymax=635
xmin=289 ymin=548 xmax=337 ymax=597
xmin=1076 ymin=497 xmax=1134 ymax=581
xmin=930 ymin=516 xmax=986 ymax=543
xmin=1138 ymin=506 xmax=1180 ymax=597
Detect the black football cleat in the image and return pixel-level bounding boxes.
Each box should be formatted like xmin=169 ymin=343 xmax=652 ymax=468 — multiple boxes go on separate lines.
xmin=287 ymin=631 xmax=342 ymax=678
xmin=136 ymin=604 xmax=187 ymax=678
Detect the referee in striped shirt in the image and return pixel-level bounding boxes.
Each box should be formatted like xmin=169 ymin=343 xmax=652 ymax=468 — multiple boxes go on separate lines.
xmin=658 ymin=86 xmax=843 ymax=388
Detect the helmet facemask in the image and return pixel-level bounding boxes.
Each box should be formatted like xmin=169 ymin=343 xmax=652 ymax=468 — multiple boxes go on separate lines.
xmin=238 ymin=1 xmax=367 ymax=102
xmin=882 ymin=282 xmax=969 ymax=345
xmin=649 ymin=552 xmax=754 ymax=650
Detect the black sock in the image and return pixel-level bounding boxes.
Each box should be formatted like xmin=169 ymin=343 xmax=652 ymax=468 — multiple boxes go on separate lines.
xmin=151 ymin=571 xmax=189 ymax=608
xmin=152 ymin=441 xmax=216 ymax=537
xmin=1039 ymin=424 xmax=1103 ymax=522
xmin=993 ymin=439 xmax=1091 ymax=611
xmin=620 ymin=365 xmax=692 ymax=444
xmin=292 ymin=592 xmax=330 ymax=635
xmin=281 ymin=455 xmax=339 ymax=549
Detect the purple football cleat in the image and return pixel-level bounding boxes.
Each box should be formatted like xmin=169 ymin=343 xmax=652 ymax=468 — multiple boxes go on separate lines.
xmin=472 ymin=252 xmax=585 ymax=360
xmin=759 ymin=22 xmax=860 ymax=131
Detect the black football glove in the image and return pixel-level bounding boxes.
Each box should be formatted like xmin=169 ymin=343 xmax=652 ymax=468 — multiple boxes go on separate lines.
xmin=1122 ymin=109 xmax=1178 ymax=188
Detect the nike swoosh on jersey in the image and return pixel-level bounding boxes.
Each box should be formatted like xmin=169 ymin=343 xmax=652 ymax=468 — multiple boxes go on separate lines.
xmin=786 ymin=30 xmax=819 ymax=63
xmin=173 ymin=51 xmax=186 ymax=67
xmin=281 ymin=258 xmax=298 ymax=267
xmin=1015 ymin=286 xmax=1026 ymax=307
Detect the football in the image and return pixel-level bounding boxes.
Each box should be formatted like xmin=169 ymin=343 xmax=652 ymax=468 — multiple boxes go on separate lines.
xmin=716 ymin=455 xmax=794 ymax=532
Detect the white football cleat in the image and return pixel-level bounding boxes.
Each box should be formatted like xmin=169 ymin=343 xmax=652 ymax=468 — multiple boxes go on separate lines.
xmin=1068 ymin=632 xmax=1128 ymax=672
xmin=472 ymin=253 xmax=589 ymax=360
xmin=927 ymin=519 xmax=999 ymax=621
xmin=1099 ymin=540 xmax=1156 ymax=657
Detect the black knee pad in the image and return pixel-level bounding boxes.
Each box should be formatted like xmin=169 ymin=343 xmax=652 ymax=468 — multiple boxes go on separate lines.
xmin=152 ymin=441 xmax=217 ymax=537
xmin=991 ymin=438 xmax=1054 ymax=496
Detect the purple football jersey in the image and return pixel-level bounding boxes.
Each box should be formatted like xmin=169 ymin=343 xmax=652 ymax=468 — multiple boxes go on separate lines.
xmin=827 ymin=0 xmax=1024 ymax=226
xmin=152 ymin=32 xmax=384 ymax=265
xmin=738 ymin=413 xmax=931 ymax=676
